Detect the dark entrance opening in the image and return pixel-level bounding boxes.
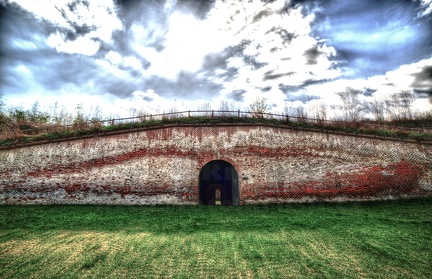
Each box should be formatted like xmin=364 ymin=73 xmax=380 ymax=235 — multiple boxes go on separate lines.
xmin=199 ymin=160 xmax=239 ymax=206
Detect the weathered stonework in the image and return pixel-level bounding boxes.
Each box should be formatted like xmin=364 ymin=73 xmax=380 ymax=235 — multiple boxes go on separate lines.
xmin=0 ymin=125 xmax=431 ymax=204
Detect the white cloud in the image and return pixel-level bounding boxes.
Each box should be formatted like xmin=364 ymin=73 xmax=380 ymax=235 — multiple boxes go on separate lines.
xmin=10 ymin=0 xmax=122 ymax=56
xmin=130 ymin=0 xmax=340 ymax=88
xmin=304 ymin=57 xmax=432 ymax=95
xmin=164 ymin=0 xmax=177 ymax=11
xmin=48 ymin=32 xmax=101 ymax=56
xmin=417 ymin=0 xmax=432 ymax=17
xmin=105 ymin=51 xmax=143 ymax=71
xmin=138 ymin=10 xmax=234 ymax=80
xmin=204 ymin=0 xmax=340 ymax=99
xmin=368 ymin=57 xmax=432 ymax=90
xmin=301 ymin=57 xmax=432 ymax=118
xmin=5 ymin=0 xmax=429 ymax=119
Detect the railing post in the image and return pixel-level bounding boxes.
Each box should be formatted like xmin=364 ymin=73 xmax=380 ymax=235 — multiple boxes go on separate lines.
xmin=238 ymin=110 xmax=240 ymax=118
xmin=188 ymin=110 xmax=190 ymax=118
xmin=212 ymin=110 xmax=214 ymax=118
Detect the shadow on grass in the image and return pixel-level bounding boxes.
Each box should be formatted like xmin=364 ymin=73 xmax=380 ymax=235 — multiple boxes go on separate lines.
xmin=1 ymin=198 xmax=431 ymax=237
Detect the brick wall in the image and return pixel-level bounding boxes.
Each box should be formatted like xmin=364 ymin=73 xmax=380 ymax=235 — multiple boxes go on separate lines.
xmin=0 ymin=125 xmax=431 ymax=204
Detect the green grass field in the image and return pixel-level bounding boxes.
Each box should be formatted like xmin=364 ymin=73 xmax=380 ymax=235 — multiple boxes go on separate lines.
xmin=1 ymin=198 xmax=431 ymax=278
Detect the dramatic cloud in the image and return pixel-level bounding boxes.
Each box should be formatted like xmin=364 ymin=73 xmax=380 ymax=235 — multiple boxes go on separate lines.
xmin=417 ymin=0 xmax=432 ymax=17
xmin=1 ymin=0 xmax=431 ymax=117
xmin=7 ymin=0 xmax=122 ymax=55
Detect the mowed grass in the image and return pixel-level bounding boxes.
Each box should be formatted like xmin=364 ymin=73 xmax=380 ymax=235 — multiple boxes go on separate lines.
xmin=1 ymin=198 xmax=431 ymax=279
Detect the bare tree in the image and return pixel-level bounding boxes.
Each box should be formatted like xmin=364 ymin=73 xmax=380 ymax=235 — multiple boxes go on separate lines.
xmin=248 ymin=98 xmax=270 ymax=118
xmin=309 ymin=101 xmax=327 ymax=123
xmin=386 ymin=91 xmax=416 ymax=121
xmin=0 ymin=93 xmax=12 ymax=139
xmin=337 ymin=88 xmax=364 ymax=122
xmin=136 ymin=107 xmax=149 ymax=122
xmin=29 ymin=101 xmax=40 ymax=125
xmin=228 ymin=101 xmax=241 ymax=116
xmin=0 ymin=93 xmax=4 ymax=113
xmin=167 ymin=105 xmax=179 ymax=119
xmin=198 ymin=102 xmax=212 ymax=116
xmin=218 ymin=100 xmax=230 ymax=116
xmin=49 ymin=101 xmax=72 ymax=126
xmin=283 ymin=102 xmax=296 ymax=120
xmin=88 ymin=105 xmax=103 ymax=127
xmin=126 ymin=107 xmax=138 ymax=119
xmin=366 ymin=98 xmax=386 ymax=122
xmin=73 ymin=104 xmax=86 ymax=129
xmin=294 ymin=105 xmax=308 ymax=121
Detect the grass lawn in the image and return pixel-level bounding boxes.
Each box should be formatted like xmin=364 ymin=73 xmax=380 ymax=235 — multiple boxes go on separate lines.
xmin=1 ymin=198 xmax=431 ymax=278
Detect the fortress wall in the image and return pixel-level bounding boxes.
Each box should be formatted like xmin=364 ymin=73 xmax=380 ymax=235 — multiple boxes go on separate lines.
xmin=0 ymin=125 xmax=431 ymax=204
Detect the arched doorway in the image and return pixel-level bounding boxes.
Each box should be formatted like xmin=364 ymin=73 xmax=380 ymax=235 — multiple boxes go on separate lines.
xmin=199 ymin=160 xmax=239 ymax=206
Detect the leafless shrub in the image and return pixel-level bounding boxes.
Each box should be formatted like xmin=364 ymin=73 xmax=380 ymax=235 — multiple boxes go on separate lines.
xmin=387 ymin=91 xmax=416 ymax=121
xmin=248 ymin=98 xmax=269 ymax=118
xmin=366 ymin=98 xmax=386 ymax=122
xmin=309 ymin=101 xmax=327 ymax=123
xmin=294 ymin=105 xmax=308 ymax=122
xmin=197 ymin=103 xmax=212 ymax=116
xmin=337 ymin=88 xmax=364 ymax=122
xmin=218 ymin=100 xmax=230 ymax=116
xmin=136 ymin=108 xmax=150 ymax=122
xmin=168 ymin=106 xmax=181 ymax=119
xmin=73 ymin=104 xmax=88 ymax=130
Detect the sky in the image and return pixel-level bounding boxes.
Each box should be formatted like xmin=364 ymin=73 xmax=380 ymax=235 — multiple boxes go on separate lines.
xmin=1 ymin=0 xmax=431 ymax=119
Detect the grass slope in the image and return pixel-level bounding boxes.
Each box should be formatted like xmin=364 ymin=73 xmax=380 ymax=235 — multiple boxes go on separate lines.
xmin=1 ymin=116 xmax=431 ymax=147
xmin=1 ymin=198 xmax=431 ymax=278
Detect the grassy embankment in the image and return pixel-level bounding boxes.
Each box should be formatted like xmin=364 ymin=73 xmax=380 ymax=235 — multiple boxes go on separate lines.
xmin=1 ymin=115 xmax=431 ymax=147
xmin=1 ymin=198 xmax=431 ymax=278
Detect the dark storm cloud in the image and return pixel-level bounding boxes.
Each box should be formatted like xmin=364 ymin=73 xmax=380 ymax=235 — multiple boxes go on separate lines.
xmin=0 ymin=3 xmax=141 ymax=98
xmin=200 ymin=41 xmax=251 ymax=84
xmin=0 ymin=6 xmax=47 ymax=91
xmin=174 ymin=0 xmax=216 ymax=19
xmin=144 ymin=71 xmax=222 ymax=99
xmin=274 ymin=28 xmax=297 ymax=45
xmin=118 ymin=0 xmax=168 ymax=29
xmin=260 ymin=86 xmax=272 ymax=92
xmin=227 ymin=90 xmax=246 ymax=102
xmin=304 ymin=47 xmax=323 ymax=65
xmin=252 ymin=10 xmax=273 ymax=23
xmin=411 ymin=66 xmax=432 ymax=88
xmin=282 ymin=91 xmax=319 ymax=103
xmin=263 ymin=71 xmax=295 ymax=81
xmin=35 ymin=55 xmax=97 ymax=90
xmin=278 ymin=78 xmax=332 ymax=94
xmin=56 ymin=1 xmax=97 ymax=40
xmin=0 ymin=0 xmax=225 ymax=100
xmin=63 ymin=24 xmax=95 ymax=41
xmin=413 ymin=88 xmax=432 ymax=98
xmin=363 ymin=88 xmax=377 ymax=97
xmin=99 ymin=78 xmax=142 ymax=98
xmin=3 ymin=47 xmax=141 ymax=98
xmin=201 ymin=41 xmax=249 ymax=71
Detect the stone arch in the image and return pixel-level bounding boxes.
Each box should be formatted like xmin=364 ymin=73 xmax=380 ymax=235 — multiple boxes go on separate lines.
xmin=198 ymin=160 xmax=240 ymax=206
